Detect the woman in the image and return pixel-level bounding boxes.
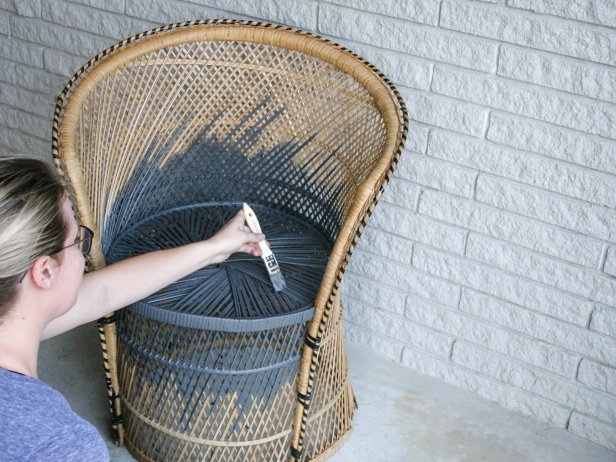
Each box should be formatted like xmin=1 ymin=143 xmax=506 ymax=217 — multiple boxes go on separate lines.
xmin=0 ymin=156 xmax=265 ymax=461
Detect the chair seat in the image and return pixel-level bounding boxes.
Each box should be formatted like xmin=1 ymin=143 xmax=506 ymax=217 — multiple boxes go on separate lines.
xmin=106 ymin=202 xmax=330 ymax=323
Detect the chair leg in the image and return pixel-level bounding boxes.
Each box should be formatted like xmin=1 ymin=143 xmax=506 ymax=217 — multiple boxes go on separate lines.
xmin=98 ymin=314 xmax=125 ymax=445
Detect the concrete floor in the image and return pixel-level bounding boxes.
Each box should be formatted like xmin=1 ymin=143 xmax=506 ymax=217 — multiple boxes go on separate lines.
xmin=39 ymin=323 xmax=616 ymax=462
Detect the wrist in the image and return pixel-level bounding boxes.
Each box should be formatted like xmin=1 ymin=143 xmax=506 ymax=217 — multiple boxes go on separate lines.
xmin=194 ymin=240 xmax=218 ymax=267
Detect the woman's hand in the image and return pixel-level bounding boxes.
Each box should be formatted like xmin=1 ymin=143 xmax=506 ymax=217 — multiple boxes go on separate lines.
xmin=207 ymin=210 xmax=265 ymax=265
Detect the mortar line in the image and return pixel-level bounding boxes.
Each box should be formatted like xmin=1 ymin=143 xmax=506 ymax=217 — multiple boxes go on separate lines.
xmin=599 ymin=244 xmax=609 ymax=271
xmin=573 ymin=356 xmax=584 ymax=380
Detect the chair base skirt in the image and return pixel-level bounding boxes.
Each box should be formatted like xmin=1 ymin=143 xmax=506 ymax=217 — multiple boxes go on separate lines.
xmin=308 ymin=428 xmax=353 ymax=462
xmin=119 ymin=317 xmax=356 ymax=461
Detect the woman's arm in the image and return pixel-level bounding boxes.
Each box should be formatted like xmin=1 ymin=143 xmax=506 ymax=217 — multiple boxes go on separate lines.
xmin=42 ymin=211 xmax=264 ymax=340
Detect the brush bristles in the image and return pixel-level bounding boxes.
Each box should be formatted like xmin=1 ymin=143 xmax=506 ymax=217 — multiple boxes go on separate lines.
xmin=269 ymin=271 xmax=287 ymax=292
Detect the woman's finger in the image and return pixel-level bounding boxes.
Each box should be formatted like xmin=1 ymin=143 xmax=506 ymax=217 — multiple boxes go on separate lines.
xmin=246 ymin=232 xmax=265 ymax=243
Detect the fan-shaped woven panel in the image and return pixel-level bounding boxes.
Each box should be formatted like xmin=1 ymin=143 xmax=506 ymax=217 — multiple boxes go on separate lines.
xmin=106 ymin=203 xmax=330 ymax=323
xmin=74 ymin=38 xmax=387 ymax=251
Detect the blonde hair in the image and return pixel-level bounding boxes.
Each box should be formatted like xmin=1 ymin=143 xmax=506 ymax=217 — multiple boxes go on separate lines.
xmin=0 ymin=156 xmax=67 ymax=315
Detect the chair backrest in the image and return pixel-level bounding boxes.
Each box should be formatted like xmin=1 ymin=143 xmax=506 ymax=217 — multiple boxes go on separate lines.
xmin=53 ymin=20 xmax=407 ymax=278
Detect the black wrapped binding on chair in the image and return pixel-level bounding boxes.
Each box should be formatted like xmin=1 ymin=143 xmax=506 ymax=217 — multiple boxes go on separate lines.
xmin=52 ymin=20 xmax=408 ymax=461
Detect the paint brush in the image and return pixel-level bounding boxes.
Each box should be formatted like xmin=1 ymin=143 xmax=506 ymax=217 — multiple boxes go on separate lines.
xmin=242 ymin=203 xmax=287 ymax=292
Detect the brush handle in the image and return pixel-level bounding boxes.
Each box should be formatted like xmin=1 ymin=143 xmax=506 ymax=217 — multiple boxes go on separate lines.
xmin=243 ymin=203 xmax=262 ymax=233
xmin=243 ymin=203 xmax=278 ymax=269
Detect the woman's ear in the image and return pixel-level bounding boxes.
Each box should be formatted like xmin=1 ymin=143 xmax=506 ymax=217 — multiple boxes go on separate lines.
xmin=29 ymin=256 xmax=59 ymax=290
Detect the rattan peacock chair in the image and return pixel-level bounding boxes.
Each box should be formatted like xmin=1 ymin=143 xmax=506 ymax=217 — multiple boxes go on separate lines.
xmin=51 ymin=19 xmax=407 ymax=462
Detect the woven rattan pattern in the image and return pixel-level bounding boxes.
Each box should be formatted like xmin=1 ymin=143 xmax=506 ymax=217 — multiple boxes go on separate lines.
xmin=52 ymin=19 xmax=408 ymax=462
xmin=117 ymin=309 xmax=305 ymax=460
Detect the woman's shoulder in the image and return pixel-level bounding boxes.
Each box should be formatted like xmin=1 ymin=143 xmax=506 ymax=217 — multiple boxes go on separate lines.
xmin=0 ymin=367 xmax=68 ymax=410
xmin=0 ymin=368 xmax=109 ymax=461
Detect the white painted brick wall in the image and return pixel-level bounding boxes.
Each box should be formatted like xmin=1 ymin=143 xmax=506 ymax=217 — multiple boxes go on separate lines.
xmin=1 ymin=0 xmax=615 ymax=453
xmin=441 ymin=0 xmax=616 ymax=65
xmin=497 ymin=45 xmax=616 ymax=103
xmin=476 ymin=175 xmax=616 ymax=242
xmin=486 ymin=112 xmax=616 ymax=175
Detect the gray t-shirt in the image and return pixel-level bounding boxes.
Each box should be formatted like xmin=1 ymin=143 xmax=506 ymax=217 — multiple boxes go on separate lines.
xmin=0 ymin=367 xmax=109 ymax=461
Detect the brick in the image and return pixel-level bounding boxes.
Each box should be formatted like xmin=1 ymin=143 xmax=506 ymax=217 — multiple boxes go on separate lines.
xmin=346 ymin=296 xmax=452 ymax=357
xmin=397 ymin=150 xmax=477 ymax=198
xmin=345 ymin=321 xmax=404 ymax=363
xmin=404 ymin=122 xmax=429 ymax=154
xmin=370 ymin=202 xmax=467 ymax=255
xmin=413 ymin=245 xmax=593 ymax=325
xmin=0 ymin=36 xmax=44 ymax=67
xmin=498 ymin=45 xmax=616 ymax=104
xmin=41 ymin=0 xmax=152 ymax=40
xmin=400 ymin=87 xmax=487 ymax=138
xmin=381 ymin=176 xmax=421 ymax=211
xmin=0 ymin=10 xmax=9 ymax=35
xmin=605 ymin=246 xmax=616 ymax=278
xmin=0 ymin=104 xmax=49 ymax=139
xmin=0 ymin=58 xmax=66 ymax=94
xmin=460 ymin=289 xmax=616 ymax=366
xmin=568 ymin=413 xmax=616 ymax=452
xmin=205 ymin=0 xmax=318 ymax=30
xmin=335 ymin=38 xmax=433 ymax=91
xmin=0 ymin=124 xmax=49 ymax=157
xmin=401 ymin=346 xmax=571 ymax=426
xmin=467 ymin=233 xmax=616 ymax=306
xmin=15 ymin=0 xmax=40 ymax=17
xmin=11 ymin=17 xmax=115 ymax=57
xmin=44 ymin=48 xmax=88 ymax=78
xmin=319 ymin=4 xmax=498 ymax=73
xmin=69 ymin=0 xmax=125 ymax=13
xmin=0 ymin=144 xmax=18 ymax=155
xmin=441 ymin=0 xmax=616 ymax=66
xmin=325 ymin=0 xmax=440 ymax=26
xmin=0 ymin=1 xmax=16 ymax=12
xmin=354 ymin=224 xmax=413 ymax=264
xmin=125 ymin=0 xmax=238 ymax=25
xmin=590 ymin=306 xmax=616 ymax=338
xmin=487 ymin=112 xmax=616 ymax=176
xmin=0 ymin=82 xmax=54 ymax=118
xmin=342 ymin=272 xmax=406 ymax=316
xmin=432 ymin=66 xmax=616 ymax=140
xmin=405 ymin=295 xmax=579 ymax=377
xmin=507 ymin=0 xmax=616 ymax=29
xmin=419 ymin=190 xmax=603 ymax=268
xmin=476 ymin=175 xmax=616 ymax=242
xmin=348 ymin=248 xmax=460 ymax=307
xmin=578 ymin=360 xmax=616 ymax=396
xmin=430 ymin=129 xmax=616 ymax=208
xmin=452 ymin=341 xmax=616 ymax=425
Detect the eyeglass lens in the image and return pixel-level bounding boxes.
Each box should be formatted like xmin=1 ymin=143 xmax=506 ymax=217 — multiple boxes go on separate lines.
xmin=78 ymin=226 xmax=93 ymax=256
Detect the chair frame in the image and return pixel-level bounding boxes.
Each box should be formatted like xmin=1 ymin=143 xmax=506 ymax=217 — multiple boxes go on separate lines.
xmin=51 ymin=19 xmax=408 ymax=461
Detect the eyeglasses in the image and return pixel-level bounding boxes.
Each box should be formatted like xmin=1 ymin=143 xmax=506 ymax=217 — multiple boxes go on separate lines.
xmin=59 ymin=225 xmax=93 ymax=257
xmin=18 ymin=225 xmax=93 ymax=283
